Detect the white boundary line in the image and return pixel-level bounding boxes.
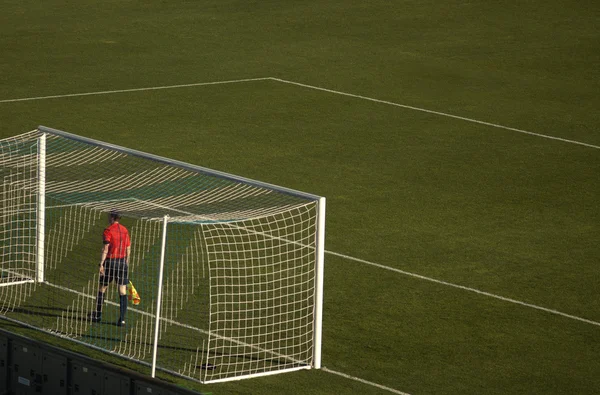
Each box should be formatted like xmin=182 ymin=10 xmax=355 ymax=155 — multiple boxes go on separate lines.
xmin=323 ymin=367 xmax=411 ymax=395
xmin=327 ymin=250 xmax=600 ymax=327
xmin=1 ymin=76 xmax=597 ymax=149
xmin=0 ymin=77 xmax=271 ymax=103
xmin=268 ymin=77 xmax=600 ymax=150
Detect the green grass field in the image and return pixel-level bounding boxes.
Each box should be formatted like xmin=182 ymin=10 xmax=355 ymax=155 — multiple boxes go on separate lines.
xmin=1 ymin=1 xmax=599 ymax=394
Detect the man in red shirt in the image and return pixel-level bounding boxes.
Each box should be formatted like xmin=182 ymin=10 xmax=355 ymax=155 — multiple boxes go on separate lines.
xmin=90 ymin=210 xmax=131 ymax=326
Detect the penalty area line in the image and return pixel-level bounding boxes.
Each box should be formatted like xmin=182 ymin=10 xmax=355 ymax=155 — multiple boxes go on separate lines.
xmin=323 ymin=367 xmax=411 ymax=395
xmin=268 ymin=77 xmax=600 ymax=150
xmin=326 ymin=250 xmax=600 ymax=328
xmin=0 ymin=77 xmax=271 ymax=103
xmin=4 ymin=74 xmax=596 ymax=150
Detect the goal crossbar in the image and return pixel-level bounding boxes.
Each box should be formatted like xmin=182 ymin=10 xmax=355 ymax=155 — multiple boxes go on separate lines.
xmin=37 ymin=126 xmax=321 ymax=201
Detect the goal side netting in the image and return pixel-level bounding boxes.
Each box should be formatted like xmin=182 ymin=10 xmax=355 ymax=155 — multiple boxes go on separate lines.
xmin=0 ymin=126 xmax=325 ymax=384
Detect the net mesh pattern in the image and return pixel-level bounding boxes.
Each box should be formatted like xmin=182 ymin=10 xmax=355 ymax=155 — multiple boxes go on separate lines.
xmin=0 ymin=129 xmax=321 ymax=383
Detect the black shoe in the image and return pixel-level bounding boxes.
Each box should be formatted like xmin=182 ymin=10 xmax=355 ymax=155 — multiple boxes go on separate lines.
xmin=116 ymin=320 xmax=126 ymax=327
xmin=88 ymin=312 xmax=101 ymax=323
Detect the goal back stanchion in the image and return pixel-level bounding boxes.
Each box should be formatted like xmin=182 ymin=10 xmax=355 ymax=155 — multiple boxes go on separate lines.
xmin=0 ymin=126 xmax=326 ymax=384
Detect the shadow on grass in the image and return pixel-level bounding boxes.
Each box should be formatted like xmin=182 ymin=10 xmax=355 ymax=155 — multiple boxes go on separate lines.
xmin=3 ymin=312 xmax=296 ymax=370
xmin=10 ymin=305 xmax=67 ymax=318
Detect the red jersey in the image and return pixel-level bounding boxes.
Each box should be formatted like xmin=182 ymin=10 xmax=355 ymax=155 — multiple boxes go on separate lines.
xmin=103 ymin=222 xmax=131 ymax=259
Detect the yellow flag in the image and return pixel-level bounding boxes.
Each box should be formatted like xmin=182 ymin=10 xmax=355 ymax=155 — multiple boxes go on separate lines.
xmin=127 ymin=281 xmax=141 ymax=305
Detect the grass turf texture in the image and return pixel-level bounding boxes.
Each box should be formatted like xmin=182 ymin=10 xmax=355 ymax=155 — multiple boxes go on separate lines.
xmin=1 ymin=1 xmax=599 ymax=394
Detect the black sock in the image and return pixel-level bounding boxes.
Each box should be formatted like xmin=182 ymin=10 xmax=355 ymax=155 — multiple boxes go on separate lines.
xmin=119 ymin=295 xmax=127 ymax=321
xmin=96 ymin=291 xmax=105 ymax=316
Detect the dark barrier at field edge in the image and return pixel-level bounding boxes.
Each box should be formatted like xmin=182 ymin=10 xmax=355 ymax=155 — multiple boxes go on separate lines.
xmin=0 ymin=327 xmax=209 ymax=395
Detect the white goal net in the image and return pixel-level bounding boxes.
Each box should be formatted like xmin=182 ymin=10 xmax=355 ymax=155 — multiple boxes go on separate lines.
xmin=0 ymin=126 xmax=325 ymax=384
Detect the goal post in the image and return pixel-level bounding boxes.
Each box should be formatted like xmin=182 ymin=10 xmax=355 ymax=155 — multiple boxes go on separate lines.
xmin=151 ymin=214 xmax=169 ymax=378
xmin=36 ymin=132 xmax=46 ymax=283
xmin=0 ymin=126 xmax=326 ymax=384
xmin=313 ymin=196 xmax=326 ymax=369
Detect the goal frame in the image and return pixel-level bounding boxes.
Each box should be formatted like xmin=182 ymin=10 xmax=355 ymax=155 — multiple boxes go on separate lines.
xmin=32 ymin=125 xmax=326 ymax=378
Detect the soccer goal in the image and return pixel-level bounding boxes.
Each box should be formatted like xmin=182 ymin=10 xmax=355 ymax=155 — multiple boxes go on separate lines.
xmin=0 ymin=126 xmax=326 ymax=384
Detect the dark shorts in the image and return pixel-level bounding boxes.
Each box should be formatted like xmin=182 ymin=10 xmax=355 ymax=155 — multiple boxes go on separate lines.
xmin=100 ymin=258 xmax=128 ymax=286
